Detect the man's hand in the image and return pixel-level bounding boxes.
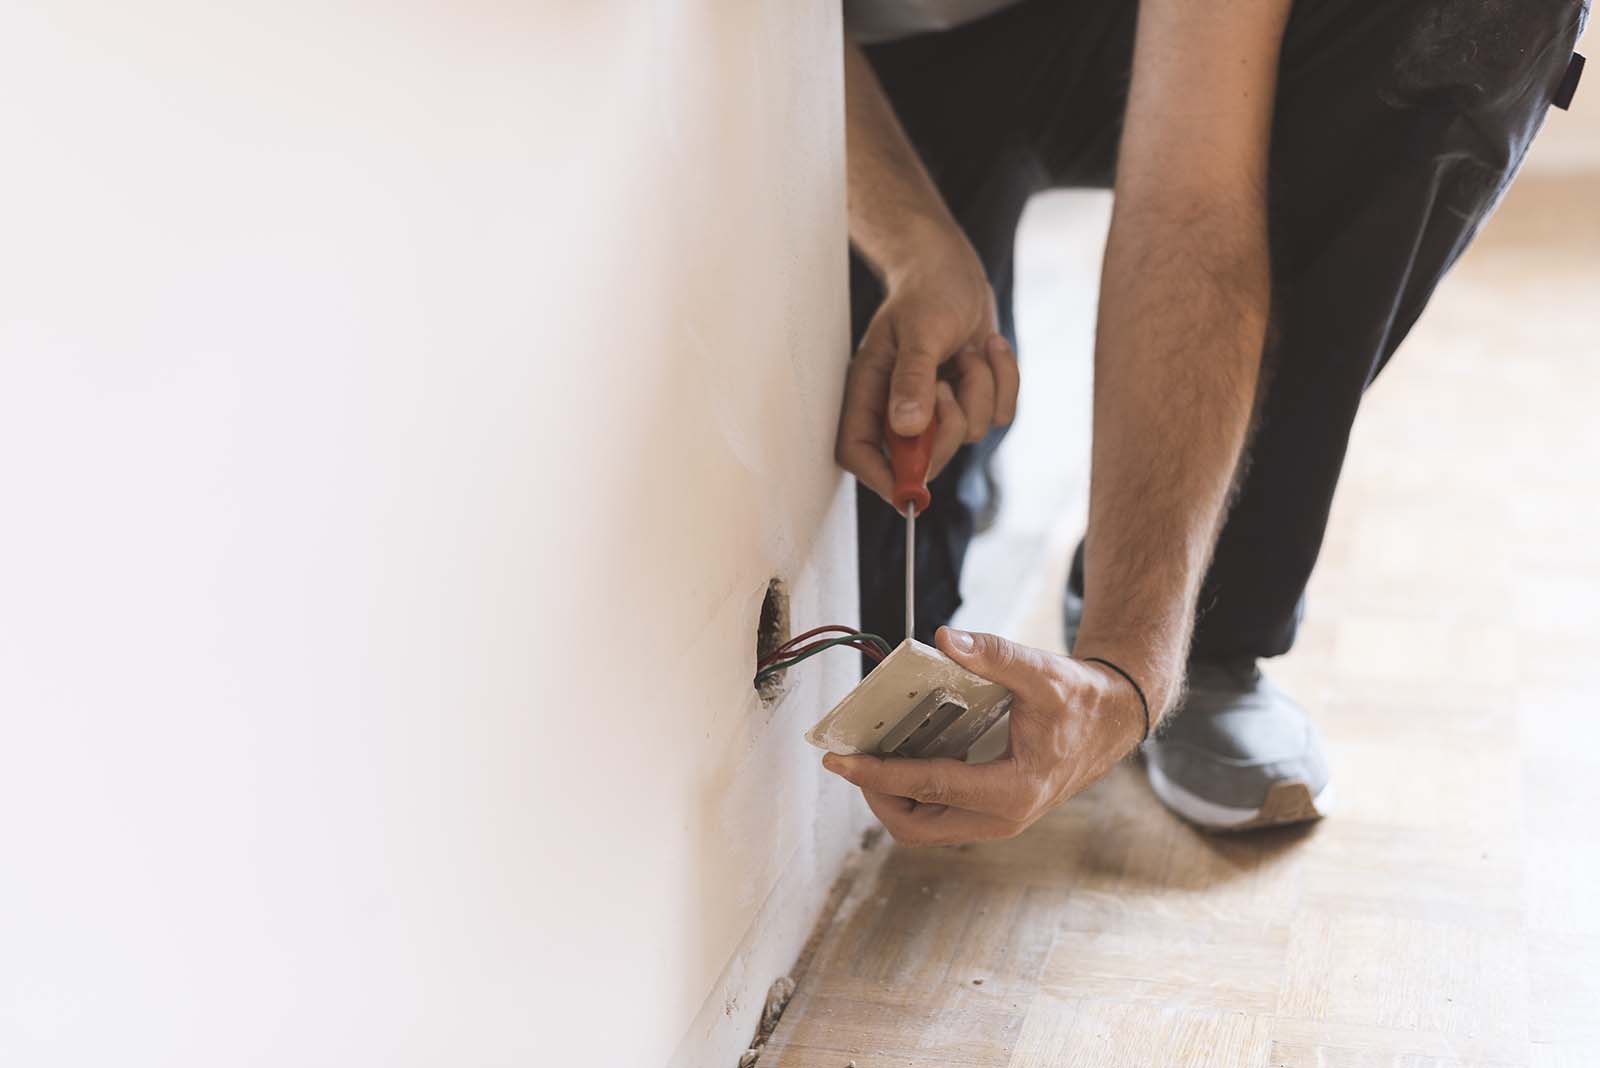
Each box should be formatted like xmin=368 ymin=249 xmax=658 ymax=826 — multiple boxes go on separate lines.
xmin=837 ymin=41 xmax=1019 ymax=505
xmin=834 ymin=232 xmax=1019 ymax=504
xmin=821 ymin=626 xmax=1148 ymax=846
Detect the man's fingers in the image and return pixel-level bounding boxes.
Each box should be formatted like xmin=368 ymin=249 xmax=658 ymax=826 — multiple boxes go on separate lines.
xmin=836 ymin=433 xmax=896 ymax=502
xmin=836 ymin=324 xmax=898 ymax=500
xmin=986 ymin=335 xmax=1020 ymax=425
xmin=927 ymin=381 xmax=967 ymax=480
xmin=859 ymin=787 xmax=919 ymax=827
xmin=949 ymin=345 xmax=996 ymax=444
xmin=824 ymin=751 xmax=993 ymax=808
xmin=823 ymin=751 xmax=1034 ymax=821
xmin=887 ymin=342 xmax=941 ymax=436
xmin=862 ymin=788 xmax=1024 ymax=847
xmin=934 ymin=626 xmax=1058 ymax=705
xmin=839 ymin=310 xmax=1006 ymax=499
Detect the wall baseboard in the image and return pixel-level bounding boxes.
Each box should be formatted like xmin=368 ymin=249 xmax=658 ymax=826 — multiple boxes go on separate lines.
xmin=668 ymin=802 xmax=880 ymax=1068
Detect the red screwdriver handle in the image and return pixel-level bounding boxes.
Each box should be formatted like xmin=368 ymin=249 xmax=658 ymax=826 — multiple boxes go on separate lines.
xmin=885 ymin=417 xmax=935 ymax=516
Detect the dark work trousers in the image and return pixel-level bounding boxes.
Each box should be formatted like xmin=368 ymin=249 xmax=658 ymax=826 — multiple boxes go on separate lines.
xmin=853 ymin=0 xmax=1588 ymax=660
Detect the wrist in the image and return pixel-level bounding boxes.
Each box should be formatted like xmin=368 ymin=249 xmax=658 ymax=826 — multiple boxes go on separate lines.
xmin=1071 ymin=633 xmax=1182 ymax=731
xmin=873 ymin=214 xmax=973 ymax=287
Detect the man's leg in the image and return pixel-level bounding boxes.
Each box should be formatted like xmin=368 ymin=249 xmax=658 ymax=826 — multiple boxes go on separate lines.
xmin=1189 ymin=0 xmax=1589 ymax=660
xmin=1066 ymin=0 xmax=1588 ymax=658
xmin=1066 ymin=0 xmax=1587 ymax=830
xmin=853 ymin=0 xmax=1137 ymax=649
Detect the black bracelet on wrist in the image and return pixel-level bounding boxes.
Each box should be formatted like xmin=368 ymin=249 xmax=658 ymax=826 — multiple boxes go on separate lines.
xmin=1081 ymin=656 xmax=1152 ymax=743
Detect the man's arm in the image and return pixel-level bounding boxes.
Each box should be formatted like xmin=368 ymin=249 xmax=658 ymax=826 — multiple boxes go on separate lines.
xmin=835 ymin=39 xmax=1019 ymax=502
xmin=1072 ymin=0 xmax=1291 ymax=714
xmin=824 ymin=0 xmax=1293 ymax=845
xmin=840 ymin=40 xmax=959 ymax=298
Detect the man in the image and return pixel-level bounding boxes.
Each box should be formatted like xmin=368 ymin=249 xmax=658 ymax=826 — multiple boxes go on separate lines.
xmin=821 ymin=0 xmax=1586 ymax=841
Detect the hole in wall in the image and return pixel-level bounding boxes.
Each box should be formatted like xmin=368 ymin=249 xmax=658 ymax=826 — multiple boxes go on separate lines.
xmin=754 ymin=578 xmax=791 ymax=701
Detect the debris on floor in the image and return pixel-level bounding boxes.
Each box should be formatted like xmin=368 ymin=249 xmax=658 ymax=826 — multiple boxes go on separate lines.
xmin=737 ymin=976 xmax=796 ymax=1067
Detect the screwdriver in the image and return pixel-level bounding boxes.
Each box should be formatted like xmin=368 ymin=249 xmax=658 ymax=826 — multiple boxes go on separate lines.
xmin=886 ymin=418 xmax=935 ymax=645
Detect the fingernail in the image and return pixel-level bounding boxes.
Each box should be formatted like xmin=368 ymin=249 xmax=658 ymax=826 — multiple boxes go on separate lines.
xmin=822 ymin=753 xmax=842 ymax=772
xmin=892 ymin=399 xmax=922 ymax=428
xmin=945 ymin=628 xmax=974 ymax=654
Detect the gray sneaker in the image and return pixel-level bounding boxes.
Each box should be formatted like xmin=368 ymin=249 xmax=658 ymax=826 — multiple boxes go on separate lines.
xmin=1064 ymin=584 xmax=1333 ymax=832
xmin=1145 ymin=660 xmax=1333 ymax=832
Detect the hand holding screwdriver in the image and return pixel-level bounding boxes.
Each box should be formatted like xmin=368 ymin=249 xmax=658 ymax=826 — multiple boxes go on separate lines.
xmin=833 ymin=296 xmax=1018 ymax=509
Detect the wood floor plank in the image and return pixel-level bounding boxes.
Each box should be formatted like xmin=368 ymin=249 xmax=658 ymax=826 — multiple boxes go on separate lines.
xmin=1040 ymin=919 xmax=1288 ymax=1015
xmin=1007 ymin=995 xmax=1272 ymax=1068
xmin=1276 ymin=912 xmax=1528 ymax=1061
xmin=1267 ymin=1017 xmax=1529 ymax=1067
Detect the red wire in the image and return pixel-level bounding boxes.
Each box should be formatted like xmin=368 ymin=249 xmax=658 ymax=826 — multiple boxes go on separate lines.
xmin=769 ymin=625 xmax=863 ymax=657
xmin=759 ymin=634 xmax=885 ymax=670
xmin=760 ymin=643 xmax=882 ymax=670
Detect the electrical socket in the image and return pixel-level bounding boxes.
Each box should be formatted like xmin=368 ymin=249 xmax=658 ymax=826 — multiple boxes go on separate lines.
xmin=804 ymin=639 xmax=1012 ymax=760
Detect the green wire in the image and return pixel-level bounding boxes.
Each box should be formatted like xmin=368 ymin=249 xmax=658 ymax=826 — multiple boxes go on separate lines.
xmin=855 ymin=632 xmax=893 ymax=656
xmin=757 ymin=637 xmax=858 ymax=678
xmin=754 ymin=632 xmax=893 ymax=683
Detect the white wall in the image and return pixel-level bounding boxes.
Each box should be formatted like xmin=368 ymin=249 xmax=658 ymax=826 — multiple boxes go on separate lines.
xmin=0 ymin=4 xmax=866 ymax=1066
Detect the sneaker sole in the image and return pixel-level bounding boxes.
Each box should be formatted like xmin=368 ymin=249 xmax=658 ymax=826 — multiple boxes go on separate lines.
xmin=1145 ymin=760 xmax=1334 ymax=833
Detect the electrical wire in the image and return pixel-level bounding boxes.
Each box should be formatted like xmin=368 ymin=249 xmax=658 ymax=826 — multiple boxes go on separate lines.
xmin=755 ymin=637 xmax=870 ymax=682
xmin=762 ymin=625 xmax=870 ymax=662
xmin=760 ymin=636 xmax=875 ymax=673
xmin=759 ymin=626 xmax=891 ymax=668
xmin=759 ymin=634 xmax=887 ymax=670
xmin=754 ymin=631 xmax=893 ymax=684
xmin=764 ymin=638 xmax=883 ymax=671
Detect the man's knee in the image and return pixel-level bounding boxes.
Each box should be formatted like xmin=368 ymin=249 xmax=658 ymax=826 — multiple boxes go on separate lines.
xmin=1375 ymin=0 xmax=1587 ymax=122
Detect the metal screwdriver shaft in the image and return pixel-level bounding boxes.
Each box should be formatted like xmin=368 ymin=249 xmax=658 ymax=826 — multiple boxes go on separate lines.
xmin=886 ymin=416 xmax=935 ymax=646
xmin=905 ymin=503 xmax=916 ymax=641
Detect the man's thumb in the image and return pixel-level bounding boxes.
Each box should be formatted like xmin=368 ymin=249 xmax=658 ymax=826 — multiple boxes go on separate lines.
xmin=888 ymin=345 xmax=938 ymax=435
xmin=936 ymin=627 xmax=1045 ymax=699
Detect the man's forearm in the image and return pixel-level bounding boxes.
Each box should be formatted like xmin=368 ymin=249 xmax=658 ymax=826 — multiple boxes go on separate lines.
xmin=1071 ymin=202 xmax=1269 ymax=716
xmin=843 ymin=39 xmax=964 ymax=279
xmin=1070 ymin=0 xmax=1289 ymax=719
xmin=836 ymin=38 xmax=1011 ymax=454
